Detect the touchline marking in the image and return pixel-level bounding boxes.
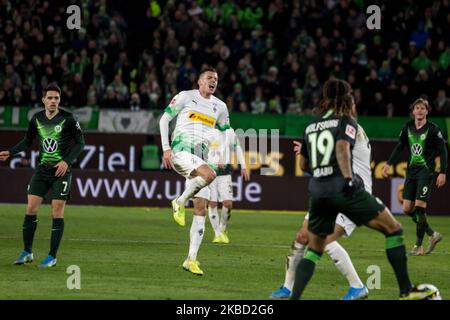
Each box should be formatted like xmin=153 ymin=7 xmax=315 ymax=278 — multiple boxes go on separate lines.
xmin=0 ymin=236 xmax=449 ymax=255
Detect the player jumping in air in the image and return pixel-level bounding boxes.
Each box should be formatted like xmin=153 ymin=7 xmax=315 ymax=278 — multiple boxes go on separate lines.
xmin=159 ymin=67 xmax=230 ymax=275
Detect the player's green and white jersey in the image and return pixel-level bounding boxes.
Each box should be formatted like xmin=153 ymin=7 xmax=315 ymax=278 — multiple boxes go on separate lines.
xmin=352 ymin=124 xmax=372 ymax=193
xmin=207 ymin=128 xmax=241 ymax=175
xmin=9 ymin=109 xmax=85 ymax=169
xmin=164 ymin=90 xmax=230 ymax=159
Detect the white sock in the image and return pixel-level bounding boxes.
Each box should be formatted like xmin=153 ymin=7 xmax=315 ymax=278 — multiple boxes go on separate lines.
xmin=325 ymin=241 xmax=364 ymax=288
xmin=284 ymin=241 xmax=306 ymax=291
xmin=188 ymin=215 xmax=206 ymax=261
xmin=219 ymin=207 xmax=230 ymax=231
xmin=177 ymin=176 xmax=208 ymax=205
xmin=208 ymin=207 xmax=222 ymax=237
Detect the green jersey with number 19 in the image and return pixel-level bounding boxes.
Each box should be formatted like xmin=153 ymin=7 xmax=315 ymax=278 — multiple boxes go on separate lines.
xmin=301 ymin=110 xmax=358 ymax=197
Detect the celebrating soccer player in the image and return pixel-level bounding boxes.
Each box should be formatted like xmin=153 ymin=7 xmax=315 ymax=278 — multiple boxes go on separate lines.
xmin=382 ymin=98 xmax=447 ymax=255
xmin=0 ymin=83 xmax=85 ymax=268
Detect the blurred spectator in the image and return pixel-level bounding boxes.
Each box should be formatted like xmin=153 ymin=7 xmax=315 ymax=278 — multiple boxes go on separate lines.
xmin=0 ymin=0 xmax=448 ymax=116
xmin=129 ymin=93 xmax=142 ymax=111
xmin=250 ymin=86 xmax=267 ymax=114
xmin=434 ymin=89 xmax=450 ymax=115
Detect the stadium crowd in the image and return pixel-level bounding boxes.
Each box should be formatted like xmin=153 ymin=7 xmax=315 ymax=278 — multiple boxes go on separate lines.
xmin=0 ymin=0 xmax=449 ymax=116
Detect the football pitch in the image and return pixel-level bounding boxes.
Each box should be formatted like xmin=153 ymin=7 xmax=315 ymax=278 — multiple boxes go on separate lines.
xmin=0 ymin=204 xmax=449 ymax=300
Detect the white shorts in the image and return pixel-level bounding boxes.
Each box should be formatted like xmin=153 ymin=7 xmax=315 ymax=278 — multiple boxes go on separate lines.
xmin=209 ymin=175 xmax=233 ymax=202
xmin=185 ymin=178 xmax=210 ymax=200
xmin=172 ymin=151 xmax=207 ymax=178
xmin=304 ymin=212 xmax=356 ymax=237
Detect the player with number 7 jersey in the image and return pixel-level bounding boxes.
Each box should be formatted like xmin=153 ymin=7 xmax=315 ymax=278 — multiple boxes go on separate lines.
xmin=0 ymin=83 xmax=85 ymax=269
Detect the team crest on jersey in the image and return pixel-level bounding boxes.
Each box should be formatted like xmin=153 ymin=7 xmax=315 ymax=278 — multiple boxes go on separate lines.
xmin=345 ymin=125 xmax=356 ymax=139
xmin=54 ymin=125 xmax=62 ymax=133
xmin=420 ymin=134 xmax=426 ymax=140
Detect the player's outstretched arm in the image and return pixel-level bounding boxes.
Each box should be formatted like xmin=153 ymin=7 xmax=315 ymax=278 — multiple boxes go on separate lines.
xmin=384 ymin=126 xmax=408 ymax=177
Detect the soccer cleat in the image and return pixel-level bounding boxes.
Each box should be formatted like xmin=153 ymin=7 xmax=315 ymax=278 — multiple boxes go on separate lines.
xmin=172 ymin=199 xmax=185 ymax=227
xmin=14 ymin=250 xmax=34 ymax=265
xmin=410 ymin=245 xmax=424 ymax=256
xmin=212 ymin=231 xmax=229 ymax=244
xmin=400 ymin=286 xmax=438 ymax=300
xmin=37 ymin=255 xmax=57 ymax=269
xmin=269 ymin=286 xmax=291 ymax=299
xmin=182 ymin=259 xmax=203 ymax=276
xmin=342 ymin=286 xmax=369 ymax=300
xmin=425 ymin=232 xmax=443 ymax=254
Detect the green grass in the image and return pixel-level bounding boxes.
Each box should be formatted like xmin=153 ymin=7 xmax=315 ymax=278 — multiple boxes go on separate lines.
xmin=0 ymin=204 xmax=449 ymax=300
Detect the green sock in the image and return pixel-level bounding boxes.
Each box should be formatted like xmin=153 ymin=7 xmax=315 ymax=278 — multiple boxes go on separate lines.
xmin=414 ymin=206 xmax=427 ymax=246
xmin=23 ymin=214 xmax=38 ymax=253
xmin=290 ymin=248 xmax=322 ymax=300
xmin=49 ymin=218 xmax=64 ymax=258
xmin=385 ymin=229 xmax=412 ymax=295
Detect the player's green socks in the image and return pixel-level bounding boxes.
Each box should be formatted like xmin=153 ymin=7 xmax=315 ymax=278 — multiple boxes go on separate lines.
xmin=49 ymin=218 xmax=64 ymax=258
xmin=385 ymin=229 xmax=412 ymax=295
xmin=23 ymin=214 xmax=38 ymax=253
xmin=414 ymin=206 xmax=427 ymax=246
xmin=290 ymin=248 xmax=322 ymax=300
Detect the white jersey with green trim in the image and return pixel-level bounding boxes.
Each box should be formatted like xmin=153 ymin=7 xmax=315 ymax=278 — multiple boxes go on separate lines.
xmin=353 ymin=124 xmax=372 ymax=193
xmin=164 ymin=90 xmax=230 ymax=156
xmin=207 ymin=128 xmax=241 ymax=170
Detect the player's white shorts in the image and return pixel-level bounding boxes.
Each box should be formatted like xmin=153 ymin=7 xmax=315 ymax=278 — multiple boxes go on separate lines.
xmin=172 ymin=151 xmax=207 ymax=178
xmin=209 ymin=175 xmax=233 ymax=202
xmin=185 ymin=178 xmax=210 ymax=200
xmin=305 ymin=212 xmax=356 ymax=237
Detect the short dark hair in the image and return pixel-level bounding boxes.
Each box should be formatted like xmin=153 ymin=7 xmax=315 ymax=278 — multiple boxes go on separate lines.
xmin=199 ymin=66 xmax=217 ymax=77
xmin=43 ymin=83 xmax=61 ymax=97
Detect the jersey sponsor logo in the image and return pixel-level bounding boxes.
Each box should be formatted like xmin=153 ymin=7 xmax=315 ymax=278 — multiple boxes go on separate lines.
xmin=43 ymin=138 xmax=58 ymax=153
xmin=187 ymin=111 xmax=215 ymax=127
xmin=411 ymin=143 xmax=423 ymax=155
xmin=54 ymin=125 xmax=62 ymax=133
xmin=345 ymin=124 xmax=356 ymax=139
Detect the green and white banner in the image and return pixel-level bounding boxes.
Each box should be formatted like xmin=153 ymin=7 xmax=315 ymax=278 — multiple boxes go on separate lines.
xmin=98 ymin=110 xmax=162 ymax=134
xmin=0 ymin=106 xmax=98 ymax=129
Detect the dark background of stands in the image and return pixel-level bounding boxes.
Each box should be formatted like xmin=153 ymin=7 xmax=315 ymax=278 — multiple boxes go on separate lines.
xmin=0 ymin=0 xmax=449 ymax=116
